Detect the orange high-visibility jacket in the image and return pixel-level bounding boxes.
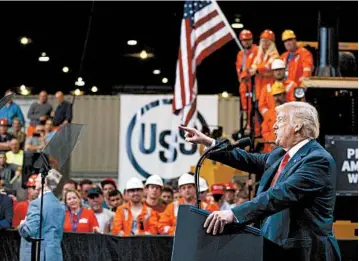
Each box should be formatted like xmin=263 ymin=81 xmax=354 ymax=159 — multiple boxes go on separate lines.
xmin=252 ymin=50 xmax=279 ymax=100
xmin=280 ymin=46 xmax=314 ymax=85
xmin=261 ymin=109 xmax=276 ymax=153
xmin=236 ymin=45 xmax=258 ymax=110
xmin=158 ymin=198 xmax=219 ymax=235
xmin=259 ymin=79 xmax=297 ymax=120
xmin=112 ymin=201 xmax=159 ymax=237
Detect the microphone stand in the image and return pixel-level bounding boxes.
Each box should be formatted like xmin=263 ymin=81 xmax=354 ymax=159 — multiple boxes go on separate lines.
xmin=248 ymin=75 xmax=257 ymax=200
xmin=31 ymin=153 xmax=50 ymax=261
xmin=194 ymin=139 xmax=230 ymax=208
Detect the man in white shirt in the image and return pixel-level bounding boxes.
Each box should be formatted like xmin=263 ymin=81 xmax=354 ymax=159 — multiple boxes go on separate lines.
xmin=179 ymin=101 xmax=341 ymax=261
xmin=87 ymin=187 xmax=114 ymax=234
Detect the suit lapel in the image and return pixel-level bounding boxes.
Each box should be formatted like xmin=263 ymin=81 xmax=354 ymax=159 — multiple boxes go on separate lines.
xmin=276 ymin=140 xmax=315 ymax=183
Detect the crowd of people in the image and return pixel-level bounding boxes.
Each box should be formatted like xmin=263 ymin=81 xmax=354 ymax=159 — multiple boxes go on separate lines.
xmin=1 ymin=169 xmax=251 ymax=237
xmin=0 ymin=90 xmax=73 ymax=200
xmin=236 ymin=29 xmax=314 ymax=152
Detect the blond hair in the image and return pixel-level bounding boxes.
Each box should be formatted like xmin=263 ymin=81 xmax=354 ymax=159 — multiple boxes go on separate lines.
xmin=64 ymin=189 xmax=82 ymax=208
xmin=275 ymin=101 xmax=320 ymax=139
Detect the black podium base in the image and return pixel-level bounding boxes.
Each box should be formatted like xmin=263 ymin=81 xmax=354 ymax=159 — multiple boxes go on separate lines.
xmin=171 ymin=205 xmax=263 ymax=261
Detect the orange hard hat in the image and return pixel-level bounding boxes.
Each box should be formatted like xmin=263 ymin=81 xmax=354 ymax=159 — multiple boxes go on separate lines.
xmin=260 ymin=29 xmax=275 ymax=41
xmin=0 ymin=118 xmax=8 ymax=126
xmin=239 ymin=30 xmax=253 ymax=41
xmin=27 ymin=174 xmax=39 ymax=187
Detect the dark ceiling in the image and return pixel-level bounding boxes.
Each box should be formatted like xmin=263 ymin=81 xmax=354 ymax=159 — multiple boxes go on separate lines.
xmin=0 ymin=1 xmax=357 ymax=95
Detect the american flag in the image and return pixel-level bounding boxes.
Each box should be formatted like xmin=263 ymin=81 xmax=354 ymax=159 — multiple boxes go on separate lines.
xmin=172 ymin=0 xmax=237 ymax=127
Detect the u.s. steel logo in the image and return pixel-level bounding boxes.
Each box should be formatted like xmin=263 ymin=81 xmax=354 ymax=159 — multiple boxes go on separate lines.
xmin=126 ymin=98 xmax=208 ymax=179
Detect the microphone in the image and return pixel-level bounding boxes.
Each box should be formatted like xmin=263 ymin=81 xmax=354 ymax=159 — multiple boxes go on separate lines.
xmin=210 ymin=137 xmax=252 ymax=154
xmin=226 ymin=137 xmax=252 ymax=150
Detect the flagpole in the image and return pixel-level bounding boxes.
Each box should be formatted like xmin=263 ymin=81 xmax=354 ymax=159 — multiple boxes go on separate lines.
xmin=212 ymin=0 xmax=244 ymax=51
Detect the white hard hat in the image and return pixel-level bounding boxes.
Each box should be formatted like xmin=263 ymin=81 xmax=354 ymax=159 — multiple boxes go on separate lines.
xmin=271 ymin=59 xmax=285 ymax=70
xmin=178 ymin=173 xmax=195 ymax=187
xmin=199 ymin=177 xmax=209 ymax=192
xmin=145 ymin=174 xmax=164 ymax=187
xmin=126 ymin=177 xmax=144 ymax=190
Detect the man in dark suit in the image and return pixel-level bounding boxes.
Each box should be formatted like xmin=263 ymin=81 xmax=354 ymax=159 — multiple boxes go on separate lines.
xmin=0 ymin=192 xmax=13 ymax=229
xmin=179 ymin=101 xmax=341 ymax=261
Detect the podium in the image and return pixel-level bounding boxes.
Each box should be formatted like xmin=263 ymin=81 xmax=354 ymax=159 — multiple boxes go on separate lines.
xmin=171 ymin=205 xmax=263 ymax=261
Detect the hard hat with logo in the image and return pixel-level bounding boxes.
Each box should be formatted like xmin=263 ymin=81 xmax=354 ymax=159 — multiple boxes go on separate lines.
xmin=178 ymin=173 xmax=195 ymax=187
xmin=145 ymin=174 xmax=164 ymax=187
xmin=239 ymin=29 xmax=253 ymax=41
xmin=260 ymin=29 xmax=275 ymax=41
xmin=211 ymin=183 xmax=225 ymax=195
xmin=271 ymin=59 xmax=286 ymax=70
xmin=26 ymin=174 xmax=39 ymax=187
xmin=271 ymin=81 xmax=286 ymax=96
xmin=199 ymin=177 xmax=209 ymax=192
xmin=126 ymin=177 xmax=144 ymax=190
xmin=282 ymin=30 xmax=296 ymax=41
xmin=224 ymin=182 xmax=235 ymax=191
xmin=0 ymin=118 xmax=8 ymax=126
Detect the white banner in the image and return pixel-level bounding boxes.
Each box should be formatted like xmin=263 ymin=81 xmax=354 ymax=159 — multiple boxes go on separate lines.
xmin=118 ymin=94 xmax=218 ymax=191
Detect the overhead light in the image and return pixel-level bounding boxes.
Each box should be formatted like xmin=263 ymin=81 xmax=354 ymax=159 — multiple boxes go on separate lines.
xmin=127 ymin=40 xmax=137 ymax=46
xmin=20 ymin=37 xmax=30 ymax=45
xmin=73 ymin=89 xmax=84 ymax=96
xmin=39 ymin=52 xmax=49 ymax=62
xmin=221 ymin=91 xmax=230 ymax=98
xmin=140 ymin=50 xmax=148 ymax=59
xmin=62 ymin=66 xmax=69 ymax=73
xmin=91 ymin=86 xmax=98 ymax=93
xmin=20 ymin=85 xmax=30 ymax=96
xmin=162 ymin=77 xmax=168 ymax=84
xmin=75 ymin=77 xmax=85 ymax=86
xmin=231 ymin=23 xmax=244 ymax=29
xmin=153 ymin=69 xmax=161 ymax=75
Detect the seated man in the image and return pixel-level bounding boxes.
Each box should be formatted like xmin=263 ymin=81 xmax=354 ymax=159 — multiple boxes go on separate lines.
xmin=25 ymin=124 xmax=46 ymax=152
xmin=0 ymin=118 xmax=14 ymax=153
xmin=6 ymin=138 xmax=24 ymax=167
xmin=9 ymin=118 xmax=26 ymax=149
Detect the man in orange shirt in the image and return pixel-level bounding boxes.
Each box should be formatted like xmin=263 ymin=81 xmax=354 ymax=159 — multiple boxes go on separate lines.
xmin=112 ymin=177 xmax=158 ymax=237
xmin=281 ymin=30 xmax=314 ymax=86
xmin=236 ymin=29 xmax=258 ymax=128
xmin=12 ymin=174 xmax=39 ymax=228
xmin=261 ymin=82 xmax=288 ymax=153
xmin=259 ymin=59 xmax=299 ymax=122
xmin=143 ymin=175 xmax=166 ymax=214
xmin=158 ymin=173 xmax=218 ymax=235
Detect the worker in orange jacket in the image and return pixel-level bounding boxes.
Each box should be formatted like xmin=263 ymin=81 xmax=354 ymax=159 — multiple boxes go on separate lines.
xmin=112 ymin=177 xmax=158 ymax=237
xmin=261 ymin=82 xmax=287 ymax=153
xmin=259 ymin=59 xmax=299 ymax=121
xmin=281 ymin=30 xmax=314 ymax=86
xmin=158 ymin=173 xmax=218 ymax=235
xmin=249 ymin=30 xmax=279 ymax=101
xmin=246 ymin=29 xmax=279 ymax=137
xmin=236 ymin=29 xmax=258 ymax=127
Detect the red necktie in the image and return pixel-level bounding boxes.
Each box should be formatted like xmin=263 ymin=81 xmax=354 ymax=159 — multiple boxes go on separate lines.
xmin=270 ymin=153 xmax=290 ymax=188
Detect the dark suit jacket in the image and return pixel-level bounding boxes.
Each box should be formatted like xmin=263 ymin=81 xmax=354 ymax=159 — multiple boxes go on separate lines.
xmin=0 ymin=193 xmax=13 ymax=229
xmin=209 ymin=139 xmax=341 ymax=261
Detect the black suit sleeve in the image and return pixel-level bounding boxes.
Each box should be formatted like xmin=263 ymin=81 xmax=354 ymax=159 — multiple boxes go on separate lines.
xmin=66 ymin=103 xmax=73 ymax=122
xmin=208 ymin=147 xmax=270 ymax=176
xmin=0 ymin=196 xmax=13 ymax=229
xmin=232 ymin=156 xmax=330 ymax=224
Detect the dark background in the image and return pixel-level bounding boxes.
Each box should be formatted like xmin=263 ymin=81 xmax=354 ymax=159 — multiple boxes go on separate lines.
xmin=0 ymin=1 xmax=357 ymax=95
